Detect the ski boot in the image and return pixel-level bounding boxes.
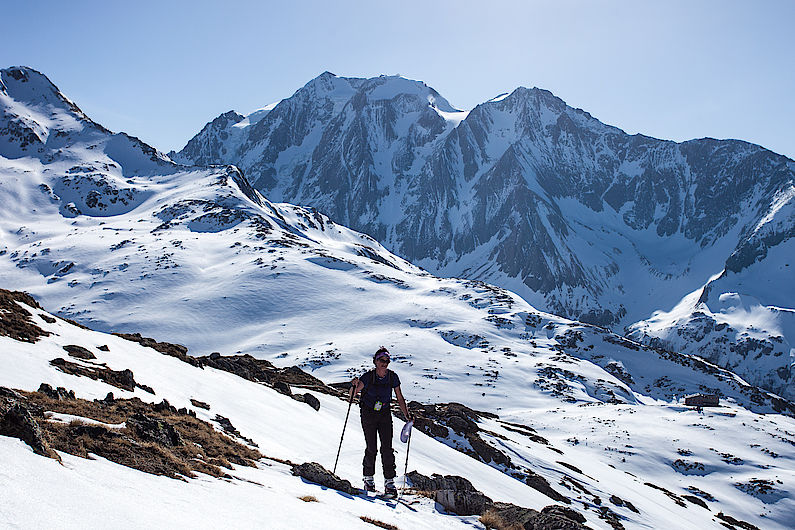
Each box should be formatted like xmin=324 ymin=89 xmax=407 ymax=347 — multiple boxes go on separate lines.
xmin=384 ymin=478 xmax=398 ymax=498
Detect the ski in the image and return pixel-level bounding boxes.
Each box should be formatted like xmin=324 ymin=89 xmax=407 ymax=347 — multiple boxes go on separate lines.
xmin=357 ymin=489 xmax=392 ymax=499
xmin=394 ymin=497 xmax=418 ymax=511
xmin=356 ymin=490 xmax=418 ymax=511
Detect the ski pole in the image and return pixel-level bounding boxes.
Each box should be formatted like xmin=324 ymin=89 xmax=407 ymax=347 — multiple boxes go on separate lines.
xmin=333 ymin=385 xmax=355 ymax=475
xmin=401 ymin=423 xmax=413 ymax=496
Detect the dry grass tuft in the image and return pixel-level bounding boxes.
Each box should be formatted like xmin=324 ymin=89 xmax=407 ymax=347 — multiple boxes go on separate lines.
xmin=298 ymin=495 xmax=318 ymax=503
xmin=261 ymin=454 xmax=295 ymax=466
xmin=359 ymin=516 xmax=399 ymax=530
xmin=404 ymin=488 xmax=435 ymax=500
xmin=22 ymin=389 xmax=262 ymax=479
xmin=479 ymin=509 xmax=524 ymax=530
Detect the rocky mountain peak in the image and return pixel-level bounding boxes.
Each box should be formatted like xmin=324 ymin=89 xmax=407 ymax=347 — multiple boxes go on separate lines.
xmin=195 ymin=110 xmax=245 ymax=141
xmin=2 ymin=66 xmax=58 ymax=98
xmin=1 ymin=66 xmax=86 ymax=117
xmin=296 ymin=71 xmax=458 ymax=113
xmin=0 ymin=66 xmax=112 ymax=160
xmin=170 ymin=110 xmax=246 ymax=166
xmin=214 ymin=110 xmax=246 ymax=126
xmin=297 ymin=71 xmax=357 ymax=101
xmin=359 ymin=74 xmax=459 ymax=112
xmin=478 ymin=85 xmax=619 ymax=141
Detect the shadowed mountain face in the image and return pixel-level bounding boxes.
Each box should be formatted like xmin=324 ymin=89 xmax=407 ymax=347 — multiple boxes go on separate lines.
xmin=175 ymin=72 xmax=795 ymax=399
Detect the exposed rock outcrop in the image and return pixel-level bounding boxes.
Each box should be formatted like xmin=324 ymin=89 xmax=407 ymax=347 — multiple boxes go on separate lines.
xmin=196 ymin=352 xmax=337 ymax=399
xmin=407 ymin=470 xmax=586 ymax=526
xmin=0 ymin=289 xmax=51 ymax=343
xmin=37 ymin=383 xmax=75 ymax=401
xmin=524 ymin=470 xmax=570 ymax=504
xmin=0 ymin=397 xmax=60 ymax=461
xmin=292 ymin=392 xmax=321 ymax=411
xmin=291 ymin=462 xmax=357 ymax=495
xmin=436 ymin=489 xmax=493 ymax=516
xmin=214 ymin=414 xmax=257 ymax=447
xmin=63 ymin=344 xmax=96 ymax=360
xmin=49 ymin=357 xmax=154 ymax=394
xmin=190 ymin=399 xmax=210 ymax=410
xmin=486 ymin=503 xmax=587 ymax=530
xmin=405 ymin=401 xmax=510 ymax=465
xmin=406 ymin=471 xmax=490 ymax=516
xmin=114 ymin=332 xmax=200 ymax=367
xmin=126 ymin=413 xmax=182 ymax=447
xmin=407 ymin=471 xmax=476 ymax=492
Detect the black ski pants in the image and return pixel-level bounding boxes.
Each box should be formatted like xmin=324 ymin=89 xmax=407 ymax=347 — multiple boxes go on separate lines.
xmin=360 ymin=407 xmax=396 ymax=479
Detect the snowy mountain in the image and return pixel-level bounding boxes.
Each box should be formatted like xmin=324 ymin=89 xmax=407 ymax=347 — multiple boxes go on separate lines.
xmin=627 ymin=187 xmax=795 ymax=398
xmin=2 ymin=66 xmax=795 ymax=529
xmin=173 ymin=72 xmax=795 ymax=400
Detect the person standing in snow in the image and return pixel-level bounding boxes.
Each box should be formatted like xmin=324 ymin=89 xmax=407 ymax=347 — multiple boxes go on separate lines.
xmin=350 ymin=346 xmax=412 ymax=497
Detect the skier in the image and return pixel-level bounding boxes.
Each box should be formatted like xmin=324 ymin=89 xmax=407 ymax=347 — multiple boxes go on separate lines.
xmin=350 ymin=346 xmax=412 ymax=497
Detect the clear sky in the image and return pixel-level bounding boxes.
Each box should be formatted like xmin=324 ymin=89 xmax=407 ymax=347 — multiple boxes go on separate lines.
xmin=3 ymin=0 xmax=794 ymax=159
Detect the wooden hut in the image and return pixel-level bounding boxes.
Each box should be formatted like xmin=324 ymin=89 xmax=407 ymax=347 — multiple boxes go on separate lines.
xmin=684 ymin=393 xmax=719 ymax=407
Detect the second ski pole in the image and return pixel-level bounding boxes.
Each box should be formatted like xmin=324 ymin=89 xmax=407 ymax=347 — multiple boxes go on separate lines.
xmin=333 ymin=385 xmax=356 ymax=475
xmin=401 ymin=419 xmax=414 ymax=496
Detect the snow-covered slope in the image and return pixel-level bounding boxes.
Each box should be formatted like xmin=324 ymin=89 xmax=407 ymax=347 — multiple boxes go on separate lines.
xmin=2 ymin=66 xmax=795 ymax=529
xmin=174 ymin=72 xmax=795 ymax=400
xmin=3 ymin=291 xmax=795 ymax=530
xmin=0 ymin=292 xmax=545 ymax=529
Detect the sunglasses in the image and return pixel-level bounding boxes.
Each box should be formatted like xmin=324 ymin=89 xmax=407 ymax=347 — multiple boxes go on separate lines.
xmin=376 ymin=357 xmax=390 ymax=364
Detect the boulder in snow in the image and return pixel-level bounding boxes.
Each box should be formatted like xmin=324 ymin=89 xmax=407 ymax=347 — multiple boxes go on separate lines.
xmin=126 ymin=413 xmax=182 ymax=447
xmin=0 ymin=401 xmax=60 ymax=461
xmin=291 ymin=462 xmax=357 ymax=495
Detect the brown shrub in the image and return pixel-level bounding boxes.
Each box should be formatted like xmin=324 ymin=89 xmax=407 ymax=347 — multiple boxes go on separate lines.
xmin=298 ymin=495 xmax=318 ymax=502
xmin=48 ymin=422 xmax=196 ymax=479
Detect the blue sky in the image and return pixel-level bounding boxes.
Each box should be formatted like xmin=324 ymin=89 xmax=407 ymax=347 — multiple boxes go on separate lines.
xmin=3 ymin=0 xmax=794 ymax=159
